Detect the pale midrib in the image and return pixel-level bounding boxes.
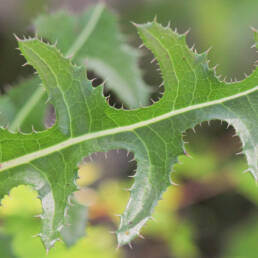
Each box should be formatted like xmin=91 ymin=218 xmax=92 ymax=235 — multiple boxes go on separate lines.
xmin=1 ymin=86 xmax=257 ymax=172
xmin=9 ymin=3 xmax=104 ymax=131
xmin=65 ymin=3 xmax=104 ymax=57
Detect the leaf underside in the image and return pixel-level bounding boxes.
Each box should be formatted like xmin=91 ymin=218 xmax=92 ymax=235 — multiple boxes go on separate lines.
xmin=0 ymin=20 xmax=257 ymax=250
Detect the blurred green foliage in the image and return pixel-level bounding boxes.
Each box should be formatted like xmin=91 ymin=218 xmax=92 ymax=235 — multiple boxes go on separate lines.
xmin=222 ymin=217 xmax=258 ymax=258
xmin=0 ymin=187 xmax=123 ymax=258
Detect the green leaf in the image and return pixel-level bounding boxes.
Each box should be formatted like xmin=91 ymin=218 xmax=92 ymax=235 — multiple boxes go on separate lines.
xmin=34 ymin=3 xmax=149 ymax=109
xmin=0 ymin=78 xmax=47 ymax=132
xmin=3 ymin=4 xmax=151 ymax=133
xmin=222 ymin=216 xmax=258 ymax=258
xmin=5 ymin=4 xmax=150 ymax=132
xmin=0 ymin=233 xmax=17 ymax=258
xmin=0 ymin=21 xmax=257 ymax=250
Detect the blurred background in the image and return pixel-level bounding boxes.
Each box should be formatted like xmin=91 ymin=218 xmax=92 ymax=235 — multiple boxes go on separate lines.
xmin=0 ymin=0 xmax=258 ymax=257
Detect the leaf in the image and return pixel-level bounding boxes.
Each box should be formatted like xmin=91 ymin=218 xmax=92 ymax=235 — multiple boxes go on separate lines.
xmin=34 ymin=3 xmax=150 ymax=109
xmin=0 ymin=78 xmax=47 ymax=132
xmin=0 ymin=81 xmax=88 ymax=247
xmin=0 ymin=22 xmax=257 ymax=250
xmin=4 ymin=3 xmax=150 ymax=132
xmin=0 ymin=233 xmax=17 ymax=258
xmin=222 ymin=216 xmax=258 ymax=258
xmin=4 ymin=3 xmax=150 ymax=133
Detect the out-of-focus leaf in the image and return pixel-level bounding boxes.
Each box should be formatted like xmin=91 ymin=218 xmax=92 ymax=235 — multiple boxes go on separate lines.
xmin=234 ymin=162 xmax=258 ymax=205
xmin=34 ymin=3 xmax=150 ymax=109
xmin=0 ymin=78 xmax=47 ymax=132
xmin=0 ymin=186 xmax=122 ymax=258
xmin=221 ymin=217 xmax=258 ymax=258
xmin=60 ymin=197 xmax=87 ymax=248
xmin=0 ymin=233 xmax=17 ymax=258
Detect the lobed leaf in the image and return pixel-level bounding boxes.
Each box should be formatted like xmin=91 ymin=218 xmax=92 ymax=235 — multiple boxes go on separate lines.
xmin=0 ymin=21 xmax=257 ymax=250
xmin=35 ymin=3 xmax=150 ymax=108
xmin=2 ymin=3 xmax=150 ymax=133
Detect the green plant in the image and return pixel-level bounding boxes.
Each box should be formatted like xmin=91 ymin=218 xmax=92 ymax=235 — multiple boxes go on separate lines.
xmin=0 ymin=3 xmax=150 ymax=133
xmin=0 ymin=3 xmax=257 ymax=253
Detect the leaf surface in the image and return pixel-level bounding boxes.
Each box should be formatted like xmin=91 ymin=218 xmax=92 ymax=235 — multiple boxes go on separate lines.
xmin=0 ymin=22 xmax=257 ymax=249
xmin=35 ymin=3 xmax=149 ymax=108
xmin=3 ymin=4 xmax=150 ymax=132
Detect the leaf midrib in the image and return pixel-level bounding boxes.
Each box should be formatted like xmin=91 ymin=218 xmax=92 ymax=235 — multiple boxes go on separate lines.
xmin=1 ymin=85 xmax=257 ymax=172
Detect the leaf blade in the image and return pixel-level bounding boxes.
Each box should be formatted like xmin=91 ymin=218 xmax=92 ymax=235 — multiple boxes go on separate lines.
xmin=35 ymin=4 xmax=150 ymax=108
xmin=0 ymin=23 xmax=257 ymax=250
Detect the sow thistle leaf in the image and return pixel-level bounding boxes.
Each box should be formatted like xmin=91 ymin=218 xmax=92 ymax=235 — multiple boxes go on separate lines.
xmin=34 ymin=3 xmax=149 ymax=108
xmin=0 ymin=21 xmax=257 ymax=251
xmin=1 ymin=3 xmax=150 ymax=133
